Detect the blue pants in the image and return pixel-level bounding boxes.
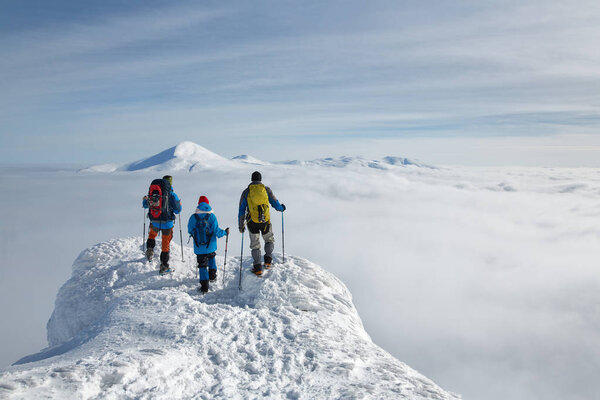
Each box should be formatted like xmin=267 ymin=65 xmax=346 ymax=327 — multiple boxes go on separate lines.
xmin=197 ymin=252 xmax=217 ymax=281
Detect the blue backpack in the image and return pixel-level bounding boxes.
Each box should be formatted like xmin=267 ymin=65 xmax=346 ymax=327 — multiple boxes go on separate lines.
xmin=191 ymin=214 xmax=212 ymax=248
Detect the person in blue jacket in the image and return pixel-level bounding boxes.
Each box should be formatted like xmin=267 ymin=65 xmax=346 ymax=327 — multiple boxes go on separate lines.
xmin=142 ymin=175 xmax=182 ymax=274
xmin=188 ymin=196 xmax=229 ymax=293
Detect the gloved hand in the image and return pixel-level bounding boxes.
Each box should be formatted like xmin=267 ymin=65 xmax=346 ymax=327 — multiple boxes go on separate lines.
xmin=281 ymin=203 xmax=286 ymax=211
xmin=239 ymin=225 xmax=245 ymax=233
xmin=225 ymin=227 xmax=230 ymax=235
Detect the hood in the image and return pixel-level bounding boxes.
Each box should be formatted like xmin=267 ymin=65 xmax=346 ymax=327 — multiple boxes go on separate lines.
xmin=196 ymin=202 xmax=212 ymax=213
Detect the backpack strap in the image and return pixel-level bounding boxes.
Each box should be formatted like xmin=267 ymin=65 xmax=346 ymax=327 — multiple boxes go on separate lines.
xmin=191 ymin=214 xmax=200 ymax=247
xmin=203 ymin=213 xmax=212 ymax=248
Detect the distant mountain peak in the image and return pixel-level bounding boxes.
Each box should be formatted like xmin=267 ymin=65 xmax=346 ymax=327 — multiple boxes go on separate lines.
xmin=275 ymin=155 xmax=431 ymax=169
xmin=81 ymin=141 xmax=431 ymax=173
xmin=171 ymin=141 xmax=221 ymax=160
xmin=121 ymin=141 xmax=230 ymax=172
xmin=231 ymin=154 xmax=270 ymax=165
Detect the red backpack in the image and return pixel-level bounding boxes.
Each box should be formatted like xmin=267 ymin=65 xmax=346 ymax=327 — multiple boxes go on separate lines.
xmin=147 ymin=178 xmax=172 ymax=221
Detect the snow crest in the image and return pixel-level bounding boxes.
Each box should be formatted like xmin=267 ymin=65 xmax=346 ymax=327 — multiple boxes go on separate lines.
xmin=82 ymin=141 xmax=432 ymax=173
xmin=1 ymin=238 xmax=459 ymax=399
xmin=276 ymin=155 xmax=431 ymax=169
xmin=121 ymin=141 xmax=231 ymax=172
xmin=231 ymin=154 xmax=270 ymax=165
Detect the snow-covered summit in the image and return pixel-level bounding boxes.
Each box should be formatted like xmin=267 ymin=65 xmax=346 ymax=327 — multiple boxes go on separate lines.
xmin=82 ymin=142 xmax=232 ymax=173
xmin=122 ymin=141 xmax=231 ymax=172
xmin=382 ymin=156 xmax=426 ymax=167
xmin=231 ymin=154 xmax=270 ymax=165
xmin=82 ymin=141 xmax=432 ymax=173
xmin=276 ymin=155 xmax=430 ymax=169
xmin=0 ymin=238 xmax=459 ymax=399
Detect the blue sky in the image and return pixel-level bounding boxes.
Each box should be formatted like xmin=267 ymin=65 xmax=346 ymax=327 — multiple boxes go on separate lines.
xmin=2 ymin=0 xmax=600 ymax=166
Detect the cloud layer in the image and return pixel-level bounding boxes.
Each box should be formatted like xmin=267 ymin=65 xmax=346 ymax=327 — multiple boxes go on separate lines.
xmin=2 ymin=162 xmax=600 ymax=400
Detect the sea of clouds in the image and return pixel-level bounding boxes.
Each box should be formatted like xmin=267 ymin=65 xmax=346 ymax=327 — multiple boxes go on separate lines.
xmin=2 ymin=163 xmax=600 ymax=400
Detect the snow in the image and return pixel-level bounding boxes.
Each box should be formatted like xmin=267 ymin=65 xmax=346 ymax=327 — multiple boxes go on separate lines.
xmin=120 ymin=141 xmax=232 ymax=172
xmin=381 ymin=156 xmax=428 ymax=167
xmin=0 ymin=238 xmax=459 ymax=399
xmin=86 ymin=142 xmax=424 ymax=172
xmin=4 ymin=142 xmax=600 ymax=400
xmin=274 ymin=155 xmax=428 ymax=169
xmin=79 ymin=163 xmax=119 ymax=173
xmin=231 ymin=155 xmax=270 ymax=165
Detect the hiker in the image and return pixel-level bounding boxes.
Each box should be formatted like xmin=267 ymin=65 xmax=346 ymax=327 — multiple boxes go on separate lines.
xmin=143 ymin=175 xmax=182 ymax=274
xmin=188 ymin=196 xmax=229 ymax=293
xmin=238 ymin=171 xmax=286 ymax=276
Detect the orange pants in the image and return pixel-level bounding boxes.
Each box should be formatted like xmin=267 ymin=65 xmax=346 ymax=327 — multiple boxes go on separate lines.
xmin=148 ymin=226 xmax=173 ymax=252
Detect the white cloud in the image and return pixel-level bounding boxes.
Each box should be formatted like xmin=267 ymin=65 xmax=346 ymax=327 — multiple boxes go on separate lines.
xmin=3 ymin=1 xmax=600 ymax=163
xmin=3 ymin=160 xmax=600 ymax=399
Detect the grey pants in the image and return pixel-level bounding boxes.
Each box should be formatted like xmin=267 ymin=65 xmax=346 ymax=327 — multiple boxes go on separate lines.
xmin=248 ymin=221 xmax=275 ymax=266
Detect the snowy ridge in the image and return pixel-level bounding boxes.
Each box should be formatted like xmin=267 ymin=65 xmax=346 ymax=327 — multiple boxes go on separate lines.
xmin=121 ymin=141 xmax=232 ymax=172
xmin=382 ymin=156 xmax=425 ymax=167
xmin=1 ymin=238 xmax=459 ymax=399
xmin=82 ymin=141 xmax=431 ymax=173
xmin=79 ymin=163 xmax=120 ymax=173
xmin=275 ymin=155 xmax=430 ymax=169
xmin=231 ymin=154 xmax=270 ymax=165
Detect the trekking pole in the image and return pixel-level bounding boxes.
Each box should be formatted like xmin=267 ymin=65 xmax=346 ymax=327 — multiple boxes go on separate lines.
xmin=178 ymin=214 xmax=184 ymax=262
xmin=239 ymin=230 xmax=244 ymax=291
xmin=223 ymin=232 xmax=229 ymax=286
xmin=143 ymin=209 xmax=146 ymax=251
xmin=282 ymin=212 xmax=285 ymax=263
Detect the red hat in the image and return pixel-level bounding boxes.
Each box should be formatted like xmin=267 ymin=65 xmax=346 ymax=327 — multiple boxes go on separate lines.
xmin=198 ymin=196 xmax=209 ymax=205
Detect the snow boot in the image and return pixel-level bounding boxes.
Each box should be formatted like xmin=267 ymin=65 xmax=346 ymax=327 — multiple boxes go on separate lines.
xmin=159 ymin=263 xmax=172 ymax=274
xmin=264 ymin=255 xmax=272 ymax=269
xmin=159 ymin=252 xmax=170 ymax=274
xmin=252 ymin=263 xmax=263 ymax=276
xmin=209 ymin=269 xmax=217 ymax=282
xmin=199 ymin=280 xmax=209 ymax=293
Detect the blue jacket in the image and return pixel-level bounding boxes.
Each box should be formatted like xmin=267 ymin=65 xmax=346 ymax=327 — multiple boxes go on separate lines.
xmin=187 ymin=203 xmax=227 ymax=254
xmin=143 ymin=188 xmax=181 ymax=230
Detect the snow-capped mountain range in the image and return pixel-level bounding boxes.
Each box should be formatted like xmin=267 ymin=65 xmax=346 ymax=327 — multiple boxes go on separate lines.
xmin=82 ymin=141 xmax=429 ymax=172
xmin=0 ymin=238 xmax=459 ymax=399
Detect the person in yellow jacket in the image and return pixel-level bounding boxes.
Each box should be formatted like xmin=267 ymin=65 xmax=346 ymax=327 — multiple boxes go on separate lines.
xmin=238 ymin=171 xmax=286 ymax=275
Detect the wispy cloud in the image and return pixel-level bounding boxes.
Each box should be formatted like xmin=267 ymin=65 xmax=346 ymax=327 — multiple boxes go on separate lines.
xmin=1 ymin=5 xmax=232 ymax=69
xmin=2 ymin=1 xmax=600 ymax=164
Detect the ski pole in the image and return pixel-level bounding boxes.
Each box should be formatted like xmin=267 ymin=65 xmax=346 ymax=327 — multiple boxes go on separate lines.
xmin=178 ymin=214 xmax=184 ymax=262
xmin=239 ymin=229 xmax=244 ymax=291
xmin=223 ymin=231 xmax=229 ymax=286
xmin=143 ymin=209 xmax=146 ymax=251
xmin=282 ymin=212 xmax=285 ymax=263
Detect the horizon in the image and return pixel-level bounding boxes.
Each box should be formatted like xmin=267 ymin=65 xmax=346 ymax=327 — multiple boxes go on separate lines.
xmin=5 ymin=139 xmax=600 ymax=169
